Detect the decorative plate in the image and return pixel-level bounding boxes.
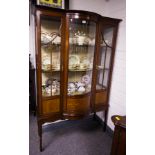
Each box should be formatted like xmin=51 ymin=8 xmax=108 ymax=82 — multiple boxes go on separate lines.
xmin=69 ymin=55 xmax=80 ymax=66
xmin=42 ymin=55 xmax=50 ymax=65
xmin=81 ymin=58 xmax=89 ymax=65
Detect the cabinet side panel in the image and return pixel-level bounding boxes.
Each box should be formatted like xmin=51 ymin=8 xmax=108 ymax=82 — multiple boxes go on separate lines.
xmin=95 ymin=91 xmax=107 ymax=105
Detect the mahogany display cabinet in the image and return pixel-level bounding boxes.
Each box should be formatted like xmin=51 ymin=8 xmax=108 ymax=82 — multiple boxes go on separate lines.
xmin=34 ymin=5 xmax=121 ymax=151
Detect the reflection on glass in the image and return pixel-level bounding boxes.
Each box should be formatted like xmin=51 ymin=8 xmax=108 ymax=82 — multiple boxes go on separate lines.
xmin=96 ymin=27 xmax=114 ymax=90
xmin=68 ymin=18 xmax=96 ymax=96
xmin=101 ymin=27 xmax=114 ymax=47
xmin=40 ymin=15 xmax=61 ymax=97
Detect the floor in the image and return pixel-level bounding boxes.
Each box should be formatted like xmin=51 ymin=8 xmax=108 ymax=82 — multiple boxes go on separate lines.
xmin=29 ymin=113 xmax=113 ymax=155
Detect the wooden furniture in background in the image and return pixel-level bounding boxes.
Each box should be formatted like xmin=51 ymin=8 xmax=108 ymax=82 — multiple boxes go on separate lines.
xmin=34 ymin=5 xmax=121 ymax=151
xmin=111 ymin=115 xmax=126 ymax=155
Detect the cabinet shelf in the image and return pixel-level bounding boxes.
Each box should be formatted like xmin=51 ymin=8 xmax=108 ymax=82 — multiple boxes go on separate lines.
xmin=96 ymin=66 xmax=109 ymax=70
xmin=67 ymin=91 xmax=91 ymax=98
xmin=70 ymin=43 xmax=95 ymax=47
xmin=42 ymin=43 xmax=96 ymax=47
xmin=42 ymin=69 xmax=60 ymax=73
xmin=42 ymin=68 xmax=93 ymax=73
xmin=100 ymin=45 xmax=112 ymax=48
xmin=69 ymin=68 xmax=92 ymax=72
xmin=96 ymin=84 xmax=107 ymax=91
xmin=42 ymin=95 xmax=60 ymax=101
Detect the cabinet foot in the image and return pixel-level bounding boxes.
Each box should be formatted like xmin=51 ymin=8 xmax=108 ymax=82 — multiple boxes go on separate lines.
xmin=39 ymin=135 xmax=43 ymax=152
xmin=38 ymin=121 xmax=43 ymax=152
xmin=93 ymin=112 xmax=97 ymax=120
xmin=103 ymin=110 xmax=108 ymax=132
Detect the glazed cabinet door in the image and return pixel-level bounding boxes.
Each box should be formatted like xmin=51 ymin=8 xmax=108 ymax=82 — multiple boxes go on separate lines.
xmin=36 ymin=10 xmax=64 ymax=116
xmin=65 ymin=14 xmax=97 ymax=116
xmin=95 ymin=24 xmax=117 ymax=111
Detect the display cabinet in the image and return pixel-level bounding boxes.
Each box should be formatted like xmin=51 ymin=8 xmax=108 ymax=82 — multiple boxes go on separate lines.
xmin=34 ymin=5 xmax=121 ymax=151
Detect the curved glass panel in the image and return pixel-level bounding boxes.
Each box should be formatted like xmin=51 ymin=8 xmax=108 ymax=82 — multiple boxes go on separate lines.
xmin=68 ymin=18 xmax=96 ymax=96
xmin=96 ymin=27 xmax=114 ymax=90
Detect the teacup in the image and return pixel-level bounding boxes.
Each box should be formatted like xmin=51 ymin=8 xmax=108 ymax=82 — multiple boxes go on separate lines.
xmin=77 ymin=36 xmax=85 ymax=45
xmin=77 ymin=86 xmax=85 ymax=93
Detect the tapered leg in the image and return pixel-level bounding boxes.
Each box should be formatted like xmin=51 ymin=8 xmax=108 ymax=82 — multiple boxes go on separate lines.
xmin=38 ymin=121 xmax=43 ymax=152
xmin=103 ymin=110 xmax=108 ymax=132
xmin=93 ymin=112 xmax=97 ymax=120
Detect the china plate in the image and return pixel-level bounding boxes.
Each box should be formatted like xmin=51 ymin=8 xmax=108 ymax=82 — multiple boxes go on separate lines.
xmin=69 ymin=55 xmax=80 ymax=66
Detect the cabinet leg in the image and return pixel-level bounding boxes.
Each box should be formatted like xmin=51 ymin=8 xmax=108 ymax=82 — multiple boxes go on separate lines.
xmin=103 ymin=110 xmax=108 ymax=132
xmin=39 ymin=135 xmax=43 ymax=152
xmin=38 ymin=122 xmax=43 ymax=152
xmin=93 ymin=112 xmax=97 ymax=120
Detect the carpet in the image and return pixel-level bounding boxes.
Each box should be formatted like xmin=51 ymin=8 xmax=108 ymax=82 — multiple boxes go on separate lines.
xmin=29 ymin=113 xmax=113 ymax=155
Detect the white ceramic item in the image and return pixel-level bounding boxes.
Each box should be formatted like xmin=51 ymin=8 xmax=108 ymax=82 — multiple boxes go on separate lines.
xmin=45 ymin=87 xmax=51 ymax=95
xmin=69 ymin=55 xmax=80 ymax=66
xmin=81 ymin=75 xmax=91 ymax=85
xmin=78 ymin=86 xmax=85 ymax=93
xmin=53 ymin=36 xmax=61 ymax=44
xmin=77 ymin=36 xmax=85 ymax=45
xmin=41 ymin=33 xmax=52 ymax=44
xmin=76 ymin=82 xmax=85 ymax=88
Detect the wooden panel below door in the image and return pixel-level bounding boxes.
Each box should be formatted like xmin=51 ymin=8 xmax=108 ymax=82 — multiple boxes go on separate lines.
xmin=42 ymin=99 xmax=60 ymax=114
xmin=95 ymin=91 xmax=107 ymax=106
xmin=67 ymin=95 xmax=90 ymax=115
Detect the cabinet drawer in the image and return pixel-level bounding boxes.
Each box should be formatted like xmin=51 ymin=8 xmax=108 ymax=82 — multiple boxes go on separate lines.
xmin=95 ymin=91 xmax=107 ymax=105
xmin=42 ymin=99 xmax=60 ymax=114
xmin=67 ymin=95 xmax=90 ymax=114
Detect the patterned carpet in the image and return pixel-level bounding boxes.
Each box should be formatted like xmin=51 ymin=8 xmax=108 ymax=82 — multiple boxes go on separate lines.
xmin=29 ymin=113 xmax=113 ymax=155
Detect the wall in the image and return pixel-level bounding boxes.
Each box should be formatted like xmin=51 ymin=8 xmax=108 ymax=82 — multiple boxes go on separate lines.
xmin=70 ymin=0 xmax=126 ymax=130
xmin=70 ymin=0 xmax=108 ymax=15
xmin=29 ymin=3 xmax=36 ymax=68
xmin=103 ymin=0 xmax=126 ymax=130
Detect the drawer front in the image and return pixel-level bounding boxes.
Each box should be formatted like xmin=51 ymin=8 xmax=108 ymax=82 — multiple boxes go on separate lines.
xmin=95 ymin=91 xmax=107 ymax=106
xmin=42 ymin=99 xmax=60 ymax=114
xmin=67 ymin=95 xmax=90 ymax=115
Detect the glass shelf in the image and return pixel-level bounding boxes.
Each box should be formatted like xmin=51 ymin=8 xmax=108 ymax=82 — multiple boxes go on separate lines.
xmin=69 ymin=68 xmax=93 ymax=72
xmin=41 ymin=42 xmax=61 ymax=47
xmin=42 ymin=69 xmax=60 ymax=73
xmin=67 ymin=90 xmax=91 ymax=96
xmin=96 ymin=84 xmax=107 ymax=90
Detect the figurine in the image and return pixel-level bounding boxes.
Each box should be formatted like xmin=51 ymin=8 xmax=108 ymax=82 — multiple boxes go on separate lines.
xmin=81 ymin=75 xmax=91 ymax=85
xmin=45 ymin=86 xmax=51 ymax=95
xmin=68 ymin=82 xmax=76 ymax=94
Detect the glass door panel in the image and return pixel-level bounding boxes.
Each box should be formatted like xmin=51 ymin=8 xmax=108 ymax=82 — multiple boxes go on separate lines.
xmin=96 ymin=27 xmax=114 ymax=90
xmin=68 ymin=18 xmax=96 ymax=96
xmin=40 ymin=15 xmax=61 ymax=97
